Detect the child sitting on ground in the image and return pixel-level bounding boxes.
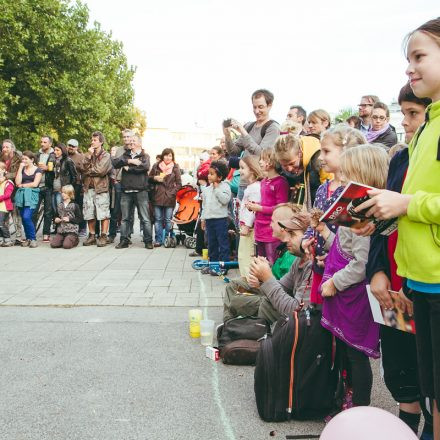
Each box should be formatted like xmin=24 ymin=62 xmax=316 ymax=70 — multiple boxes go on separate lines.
xmin=0 ymin=161 xmax=15 ymax=247
xmin=200 ymin=160 xmax=232 ymax=276
xmin=50 ymin=184 xmax=82 ymax=249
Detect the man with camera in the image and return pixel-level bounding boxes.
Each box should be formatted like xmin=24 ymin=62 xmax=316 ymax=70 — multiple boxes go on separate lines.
xmin=82 ymin=131 xmax=113 ymax=247
xmin=223 ymin=89 xmax=280 ymax=198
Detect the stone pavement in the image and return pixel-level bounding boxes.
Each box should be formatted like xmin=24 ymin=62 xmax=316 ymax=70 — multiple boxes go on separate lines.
xmin=0 ymin=240 xmax=238 ymax=307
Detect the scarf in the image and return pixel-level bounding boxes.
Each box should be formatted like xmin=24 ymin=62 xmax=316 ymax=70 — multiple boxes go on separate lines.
xmin=158 ymin=161 xmax=174 ymax=175
xmin=366 ymin=124 xmax=390 ymax=143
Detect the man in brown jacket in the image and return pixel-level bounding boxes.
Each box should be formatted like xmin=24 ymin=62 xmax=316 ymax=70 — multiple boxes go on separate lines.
xmin=82 ymin=131 xmax=113 ymax=247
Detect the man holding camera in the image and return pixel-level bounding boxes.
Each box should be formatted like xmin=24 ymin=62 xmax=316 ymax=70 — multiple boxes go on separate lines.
xmin=82 ymin=131 xmax=113 ymax=247
xmin=223 ymin=89 xmax=280 ymax=198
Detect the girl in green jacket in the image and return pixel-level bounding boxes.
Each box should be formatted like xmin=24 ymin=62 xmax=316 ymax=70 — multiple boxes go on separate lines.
xmin=357 ymin=18 xmax=440 ymax=440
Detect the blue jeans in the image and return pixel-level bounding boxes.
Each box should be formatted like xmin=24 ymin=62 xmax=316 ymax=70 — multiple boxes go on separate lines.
xmin=120 ymin=190 xmax=152 ymax=243
xmin=52 ymin=191 xmax=62 ymax=216
xmin=205 ymin=217 xmax=229 ymax=262
xmin=154 ymin=206 xmax=174 ymax=244
xmin=20 ymin=207 xmax=36 ymax=240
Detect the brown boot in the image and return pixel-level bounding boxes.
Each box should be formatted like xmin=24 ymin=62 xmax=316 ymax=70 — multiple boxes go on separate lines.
xmin=83 ymin=234 xmax=96 ymax=246
xmin=96 ymin=234 xmax=108 ymax=247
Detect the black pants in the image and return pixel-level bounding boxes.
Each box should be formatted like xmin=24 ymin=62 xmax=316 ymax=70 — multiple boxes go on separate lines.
xmin=337 ymin=339 xmax=373 ymax=406
xmin=33 ymin=187 xmax=53 ymax=235
xmin=413 ymin=291 xmax=440 ymax=408
xmin=74 ymin=183 xmax=86 ymax=230
xmin=0 ymin=212 xmax=10 ymax=239
xmin=195 ymin=219 xmax=205 ymax=254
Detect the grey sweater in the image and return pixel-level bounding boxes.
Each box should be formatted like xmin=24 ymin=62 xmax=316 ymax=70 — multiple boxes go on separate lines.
xmin=260 ymin=258 xmax=312 ymax=316
xmin=201 ymin=182 xmax=231 ymax=220
xmin=226 ymin=122 xmax=280 ymax=188
xmin=323 ymin=226 xmax=370 ymax=291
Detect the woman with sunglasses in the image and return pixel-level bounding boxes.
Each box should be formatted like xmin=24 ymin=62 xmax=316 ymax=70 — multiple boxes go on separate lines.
xmin=366 ymin=102 xmax=398 ymax=149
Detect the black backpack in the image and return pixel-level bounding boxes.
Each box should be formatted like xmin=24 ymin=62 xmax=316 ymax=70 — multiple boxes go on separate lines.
xmin=217 ymin=316 xmax=270 ymax=366
xmin=245 ymin=120 xmax=277 ymax=139
xmin=254 ymin=306 xmax=338 ymax=421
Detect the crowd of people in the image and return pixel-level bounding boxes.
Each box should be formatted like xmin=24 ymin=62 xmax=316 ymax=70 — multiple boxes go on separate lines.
xmin=0 ymin=16 xmax=439 ymax=439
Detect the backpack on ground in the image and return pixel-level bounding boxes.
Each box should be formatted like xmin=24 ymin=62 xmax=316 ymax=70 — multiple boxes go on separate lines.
xmin=217 ymin=316 xmax=270 ymax=366
xmin=254 ymin=306 xmax=338 ymax=421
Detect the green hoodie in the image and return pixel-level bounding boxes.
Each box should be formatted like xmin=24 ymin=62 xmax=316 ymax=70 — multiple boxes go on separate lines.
xmin=395 ymin=100 xmax=440 ymax=283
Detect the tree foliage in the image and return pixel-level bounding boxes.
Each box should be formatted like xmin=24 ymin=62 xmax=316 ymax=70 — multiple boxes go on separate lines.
xmin=334 ymin=107 xmax=358 ymax=124
xmin=0 ymin=0 xmax=144 ymax=149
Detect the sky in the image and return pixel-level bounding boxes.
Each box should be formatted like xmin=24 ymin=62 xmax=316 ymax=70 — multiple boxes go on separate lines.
xmin=85 ymin=0 xmax=439 ymax=131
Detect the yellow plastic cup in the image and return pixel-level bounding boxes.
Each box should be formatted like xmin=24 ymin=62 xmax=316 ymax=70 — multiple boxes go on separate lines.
xmin=202 ymin=249 xmax=208 ymax=260
xmin=189 ymin=321 xmax=201 ymax=338
xmin=189 ymin=309 xmax=203 ymax=338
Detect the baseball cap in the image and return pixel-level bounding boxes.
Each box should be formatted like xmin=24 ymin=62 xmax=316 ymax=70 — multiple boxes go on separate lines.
xmin=67 ymin=139 xmax=79 ymax=147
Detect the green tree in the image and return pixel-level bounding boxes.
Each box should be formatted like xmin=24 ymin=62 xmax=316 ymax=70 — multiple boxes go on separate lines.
xmin=334 ymin=107 xmax=358 ymax=124
xmin=0 ymin=0 xmax=138 ymax=150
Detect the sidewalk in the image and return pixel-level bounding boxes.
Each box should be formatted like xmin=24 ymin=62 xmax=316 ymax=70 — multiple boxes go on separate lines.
xmin=0 ymin=240 xmax=238 ymax=307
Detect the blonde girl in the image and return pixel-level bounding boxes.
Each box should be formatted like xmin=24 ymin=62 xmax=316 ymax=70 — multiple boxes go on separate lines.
xmin=314 ymin=144 xmax=389 ymax=408
xmin=237 ymin=155 xmax=263 ymax=277
xmin=246 ymin=147 xmax=289 ymax=264
xmin=303 ymin=124 xmax=366 ymax=304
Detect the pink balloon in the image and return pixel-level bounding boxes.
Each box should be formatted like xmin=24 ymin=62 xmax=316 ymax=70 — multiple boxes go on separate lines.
xmin=320 ymin=406 xmax=418 ymax=440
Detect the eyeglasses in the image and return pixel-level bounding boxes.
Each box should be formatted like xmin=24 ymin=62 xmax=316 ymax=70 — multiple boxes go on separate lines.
xmin=372 ymin=115 xmax=387 ymax=121
xmin=358 ymin=104 xmax=373 ymax=108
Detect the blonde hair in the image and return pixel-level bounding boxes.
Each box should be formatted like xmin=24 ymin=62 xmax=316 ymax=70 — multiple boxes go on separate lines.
xmin=0 ymin=161 xmax=6 ymax=171
xmin=308 ymin=109 xmax=331 ymax=128
xmin=388 ymin=143 xmax=407 ymax=158
xmin=274 ymin=134 xmax=302 ymax=161
xmin=260 ymin=147 xmax=278 ymax=168
xmin=240 ymin=155 xmax=263 ymax=182
xmin=280 ymin=120 xmax=302 ymax=136
xmin=321 ymin=124 xmax=366 ymax=149
xmin=61 ymin=184 xmax=75 ymax=200
xmin=340 ymin=144 xmax=389 ymax=189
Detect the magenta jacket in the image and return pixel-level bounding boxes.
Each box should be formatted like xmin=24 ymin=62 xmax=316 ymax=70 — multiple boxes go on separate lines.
xmin=0 ymin=180 xmax=14 ymax=211
xmin=255 ymin=175 xmax=289 ymax=242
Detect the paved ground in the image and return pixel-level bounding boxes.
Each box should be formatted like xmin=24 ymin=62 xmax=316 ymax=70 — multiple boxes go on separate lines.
xmin=0 ymin=238 xmax=397 ymax=439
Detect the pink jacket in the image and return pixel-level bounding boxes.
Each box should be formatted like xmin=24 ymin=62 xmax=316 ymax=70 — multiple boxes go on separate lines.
xmin=254 ymin=175 xmax=289 ymax=242
xmin=0 ymin=180 xmax=14 ymax=211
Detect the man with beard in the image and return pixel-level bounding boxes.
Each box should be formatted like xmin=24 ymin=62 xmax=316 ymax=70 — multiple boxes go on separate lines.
xmin=357 ymin=95 xmax=380 ymax=134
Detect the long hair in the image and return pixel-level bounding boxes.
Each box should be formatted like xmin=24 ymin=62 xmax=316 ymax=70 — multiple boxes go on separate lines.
xmin=240 ymin=155 xmax=263 ymax=182
xmin=340 ymin=144 xmax=389 ymax=189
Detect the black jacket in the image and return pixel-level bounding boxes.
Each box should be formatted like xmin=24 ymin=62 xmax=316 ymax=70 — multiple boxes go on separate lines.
xmin=366 ymin=148 xmax=408 ymax=282
xmin=373 ymin=126 xmax=398 ymax=150
xmin=54 ymin=156 xmax=77 ymax=188
xmin=112 ymin=149 xmax=150 ymax=191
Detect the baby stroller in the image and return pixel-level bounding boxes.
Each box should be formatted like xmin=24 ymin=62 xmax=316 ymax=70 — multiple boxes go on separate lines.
xmin=171 ymin=185 xmax=200 ymax=249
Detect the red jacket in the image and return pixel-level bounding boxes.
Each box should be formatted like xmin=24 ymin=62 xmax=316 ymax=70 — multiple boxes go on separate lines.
xmin=0 ymin=180 xmax=14 ymax=211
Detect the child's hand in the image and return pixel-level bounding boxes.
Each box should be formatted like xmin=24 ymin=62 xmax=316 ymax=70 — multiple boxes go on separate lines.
xmin=315 ymin=254 xmax=327 ymax=268
xmin=240 ymin=225 xmax=250 ymax=236
xmin=246 ymin=273 xmax=260 ymax=289
xmin=301 ymin=237 xmax=315 ymax=257
xmin=201 ymin=220 xmax=206 ymax=231
xmin=321 ymin=278 xmax=337 ymax=297
xmin=246 ymin=202 xmax=261 ymax=212
xmin=62 ymin=216 xmax=69 ymax=222
xmin=54 ymin=217 xmax=62 ymax=224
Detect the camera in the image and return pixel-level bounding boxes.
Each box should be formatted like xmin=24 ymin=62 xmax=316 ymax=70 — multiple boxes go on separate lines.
xmin=223 ymin=118 xmax=232 ymax=128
